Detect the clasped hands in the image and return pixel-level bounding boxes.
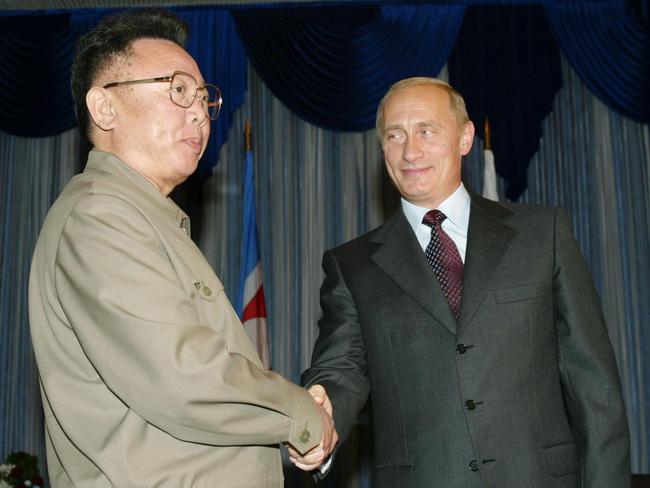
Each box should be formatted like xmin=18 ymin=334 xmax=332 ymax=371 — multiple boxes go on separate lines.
xmin=288 ymin=384 xmax=338 ymax=471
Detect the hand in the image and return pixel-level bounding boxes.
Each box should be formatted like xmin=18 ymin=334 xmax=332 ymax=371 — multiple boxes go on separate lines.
xmin=289 ymin=385 xmax=338 ymax=471
xmin=308 ymin=384 xmax=332 ymax=416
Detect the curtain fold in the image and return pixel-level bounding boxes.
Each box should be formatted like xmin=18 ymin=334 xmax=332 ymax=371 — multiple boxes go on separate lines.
xmin=176 ymin=8 xmax=247 ymax=177
xmin=0 ymin=128 xmax=83 ymax=477
xmin=2 ymin=2 xmax=648 ymax=197
xmin=0 ymin=14 xmax=89 ymax=137
xmin=545 ymin=0 xmax=650 ymax=124
xmin=233 ymin=4 xmax=465 ymax=131
xmin=448 ymin=4 xmax=563 ymax=201
xmin=0 ymin=8 xmax=247 ymax=175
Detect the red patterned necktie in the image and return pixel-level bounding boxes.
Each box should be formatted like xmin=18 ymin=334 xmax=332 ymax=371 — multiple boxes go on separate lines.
xmin=422 ymin=210 xmax=464 ymax=319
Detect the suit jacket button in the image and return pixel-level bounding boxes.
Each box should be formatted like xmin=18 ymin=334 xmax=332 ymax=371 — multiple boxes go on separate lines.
xmin=465 ymin=399 xmax=477 ymax=410
xmin=456 ymin=343 xmax=467 ymax=354
xmin=469 ymin=460 xmax=479 ymax=472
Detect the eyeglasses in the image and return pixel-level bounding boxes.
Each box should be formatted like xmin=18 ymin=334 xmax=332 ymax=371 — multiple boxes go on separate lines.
xmin=103 ymin=71 xmax=222 ymax=120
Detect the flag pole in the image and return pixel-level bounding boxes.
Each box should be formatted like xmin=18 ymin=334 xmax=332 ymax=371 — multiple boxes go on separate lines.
xmin=484 ymin=117 xmax=491 ymax=151
xmin=245 ymin=119 xmax=252 ymax=152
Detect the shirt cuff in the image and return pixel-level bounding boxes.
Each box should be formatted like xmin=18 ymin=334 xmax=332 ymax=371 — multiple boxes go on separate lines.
xmin=319 ymin=454 xmax=333 ymax=475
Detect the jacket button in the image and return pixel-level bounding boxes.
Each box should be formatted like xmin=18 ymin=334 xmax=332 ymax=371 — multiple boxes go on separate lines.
xmin=456 ymin=343 xmax=467 ymax=354
xmin=469 ymin=459 xmax=479 ymax=472
xmin=465 ymin=399 xmax=477 ymax=410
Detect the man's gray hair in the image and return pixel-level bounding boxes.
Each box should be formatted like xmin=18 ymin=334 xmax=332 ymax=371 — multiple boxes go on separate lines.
xmin=375 ymin=77 xmax=470 ymax=143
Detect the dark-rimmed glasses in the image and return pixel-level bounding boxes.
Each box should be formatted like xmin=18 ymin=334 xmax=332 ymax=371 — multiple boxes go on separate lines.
xmin=103 ymin=71 xmax=222 ymax=121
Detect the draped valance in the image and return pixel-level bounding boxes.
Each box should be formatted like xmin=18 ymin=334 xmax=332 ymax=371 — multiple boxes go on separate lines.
xmin=0 ymin=1 xmax=647 ymax=196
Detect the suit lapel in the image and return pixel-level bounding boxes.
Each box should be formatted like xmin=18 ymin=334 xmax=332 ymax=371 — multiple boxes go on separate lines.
xmin=371 ymin=210 xmax=458 ymax=335
xmin=459 ymin=194 xmax=516 ymax=331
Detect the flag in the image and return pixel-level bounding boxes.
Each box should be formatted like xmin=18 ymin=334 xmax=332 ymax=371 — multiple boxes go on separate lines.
xmin=236 ymin=149 xmax=270 ymax=368
xmin=482 ymin=118 xmax=499 ymax=201
xmin=482 ymin=147 xmax=499 ymax=201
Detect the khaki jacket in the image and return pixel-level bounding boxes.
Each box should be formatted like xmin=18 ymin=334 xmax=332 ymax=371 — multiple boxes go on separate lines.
xmin=29 ymin=150 xmax=322 ymax=488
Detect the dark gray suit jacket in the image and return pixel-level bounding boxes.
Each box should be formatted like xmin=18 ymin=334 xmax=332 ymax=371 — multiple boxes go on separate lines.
xmin=302 ymin=193 xmax=629 ymax=488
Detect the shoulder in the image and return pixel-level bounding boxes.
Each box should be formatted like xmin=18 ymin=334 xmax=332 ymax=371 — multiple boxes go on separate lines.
xmin=40 ymin=168 xmax=161 ymax=253
xmin=326 ymin=209 xmax=403 ymax=259
xmin=470 ymin=192 xmax=562 ymax=228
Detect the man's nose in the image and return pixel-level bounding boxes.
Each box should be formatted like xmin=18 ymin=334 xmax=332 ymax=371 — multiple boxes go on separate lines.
xmin=402 ymin=136 xmax=422 ymax=162
xmin=187 ymin=93 xmax=209 ymax=126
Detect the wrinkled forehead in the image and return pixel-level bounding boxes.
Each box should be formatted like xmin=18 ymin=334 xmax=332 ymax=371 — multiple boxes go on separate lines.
xmin=388 ymin=84 xmax=451 ymax=110
xmin=118 ymin=38 xmax=204 ymax=83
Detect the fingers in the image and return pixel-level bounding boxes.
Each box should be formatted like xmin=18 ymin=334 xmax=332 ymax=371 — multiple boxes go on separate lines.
xmin=288 ymin=441 xmax=327 ymax=470
xmin=317 ymin=401 xmax=338 ymax=456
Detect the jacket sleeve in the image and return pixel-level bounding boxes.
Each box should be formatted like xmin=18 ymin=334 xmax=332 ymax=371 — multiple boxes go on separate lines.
xmin=301 ymin=250 xmax=371 ymax=449
xmin=553 ymin=207 xmax=630 ymax=486
xmin=53 ymin=193 xmax=322 ymax=454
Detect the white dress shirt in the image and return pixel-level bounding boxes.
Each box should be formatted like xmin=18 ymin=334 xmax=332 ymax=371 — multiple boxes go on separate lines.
xmin=401 ymin=183 xmax=471 ymax=262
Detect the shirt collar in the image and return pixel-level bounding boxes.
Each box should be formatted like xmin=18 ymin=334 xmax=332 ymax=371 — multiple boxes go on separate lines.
xmin=85 ymin=149 xmax=191 ymax=234
xmin=401 ymin=183 xmax=471 ymax=236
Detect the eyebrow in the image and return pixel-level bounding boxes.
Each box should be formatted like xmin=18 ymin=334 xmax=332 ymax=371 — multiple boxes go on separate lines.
xmin=384 ymin=120 xmax=443 ymax=133
xmin=416 ymin=120 xmax=443 ymax=129
xmin=383 ymin=124 xmax=405 ymax=133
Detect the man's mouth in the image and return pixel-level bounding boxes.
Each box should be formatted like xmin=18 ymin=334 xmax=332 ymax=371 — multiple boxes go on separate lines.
xmin=401 ymin=166 xmax=431 ymax=177
xmin=184 ymin=137 xmax=203 ymax=154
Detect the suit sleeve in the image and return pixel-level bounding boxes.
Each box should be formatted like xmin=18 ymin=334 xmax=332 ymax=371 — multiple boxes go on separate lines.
xmin=54 ymin=194 xmax=322 ymax=454
xmin=302 ymin=250 xmax=371 ymax=449
xmin=553 ymin=208 xmax=630 ymax=486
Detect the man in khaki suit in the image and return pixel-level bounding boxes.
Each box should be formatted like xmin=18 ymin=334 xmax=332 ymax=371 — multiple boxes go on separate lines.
xmin=28 ymin=9 xmax=336 ymax=488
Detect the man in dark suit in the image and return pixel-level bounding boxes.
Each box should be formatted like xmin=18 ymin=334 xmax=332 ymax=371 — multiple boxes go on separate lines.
xmin=295 ymin=77 xmax=630 ymax=487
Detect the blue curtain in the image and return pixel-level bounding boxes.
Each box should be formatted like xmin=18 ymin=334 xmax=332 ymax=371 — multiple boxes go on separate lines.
xmin=1 ymin=0 xmax=649 ymax=480
xmin=0 ymin=13 xmax=91 ymax=137
xmin=545 ymin=0 xmax=650 ymax=125
xmin=176 ymin=8 xmax=247 ymax=177
xmin=233 ymin=4 xmax=465 ymax=131
xmin=0 ymin=8 xmax=247 ymax=176
xmin=1 ymin=1 xmax=648 ymax=195
xmin=448 ymin=4 xmax=563 ymax=201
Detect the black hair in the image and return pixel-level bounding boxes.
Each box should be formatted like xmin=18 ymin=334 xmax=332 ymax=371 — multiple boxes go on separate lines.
xmin=70 ymin=9 xmax=188 ymax=142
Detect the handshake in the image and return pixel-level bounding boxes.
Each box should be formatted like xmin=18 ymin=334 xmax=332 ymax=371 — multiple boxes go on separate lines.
xmin=288 ymin=384 xmax=338 ymax=472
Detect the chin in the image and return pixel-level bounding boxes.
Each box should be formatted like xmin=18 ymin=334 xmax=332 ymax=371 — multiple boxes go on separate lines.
xmin=180 ymin=155 xmax=200 ymax=174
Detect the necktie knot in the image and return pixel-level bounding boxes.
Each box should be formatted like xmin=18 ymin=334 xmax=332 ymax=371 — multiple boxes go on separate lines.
xmin=422 ymin=209 xmax=446 ymax=228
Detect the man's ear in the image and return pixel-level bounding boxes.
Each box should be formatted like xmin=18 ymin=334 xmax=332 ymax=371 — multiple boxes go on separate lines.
xmin=86 ymin=87 xmax=116 ymax=131
xmin=460 ymin=121 xmax=475 ymax=156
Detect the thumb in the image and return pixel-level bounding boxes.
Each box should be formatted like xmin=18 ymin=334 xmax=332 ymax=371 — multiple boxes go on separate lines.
xmin=308 ymin=384 xmax=326 ymax=404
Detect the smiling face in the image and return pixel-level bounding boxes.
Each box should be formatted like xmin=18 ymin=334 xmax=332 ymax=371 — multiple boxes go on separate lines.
xmin=96 ymin=38 xmax=210 ymax=195
xmin=381 ymin=84 xmax=474 ymax=209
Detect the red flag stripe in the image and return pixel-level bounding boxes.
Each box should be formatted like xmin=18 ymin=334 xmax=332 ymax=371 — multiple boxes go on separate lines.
xmin=241 ymin=286 xmax=267 ymax=322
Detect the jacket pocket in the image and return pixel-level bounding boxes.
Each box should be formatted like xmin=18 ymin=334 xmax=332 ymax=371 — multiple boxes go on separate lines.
xmin=372 ymin=464 xmax=412 ymax=487
xmin=494 ymin=281 xmax=548 ymax=304
xmin=542 ymin=441 xmax=579 ymax=477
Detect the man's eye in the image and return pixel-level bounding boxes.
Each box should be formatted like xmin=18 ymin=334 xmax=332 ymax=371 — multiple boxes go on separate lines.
xmin=171 ymin=84 xmax=186 ymax=94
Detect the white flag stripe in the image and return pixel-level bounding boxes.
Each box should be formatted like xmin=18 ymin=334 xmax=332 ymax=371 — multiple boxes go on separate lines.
xmin=242 ymin=317 xmax=270 ymax=368
xmin=243 ymin=263 xmax=263 ymax=303
xmin=482 ymin=149 xmax=499 ymax=201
